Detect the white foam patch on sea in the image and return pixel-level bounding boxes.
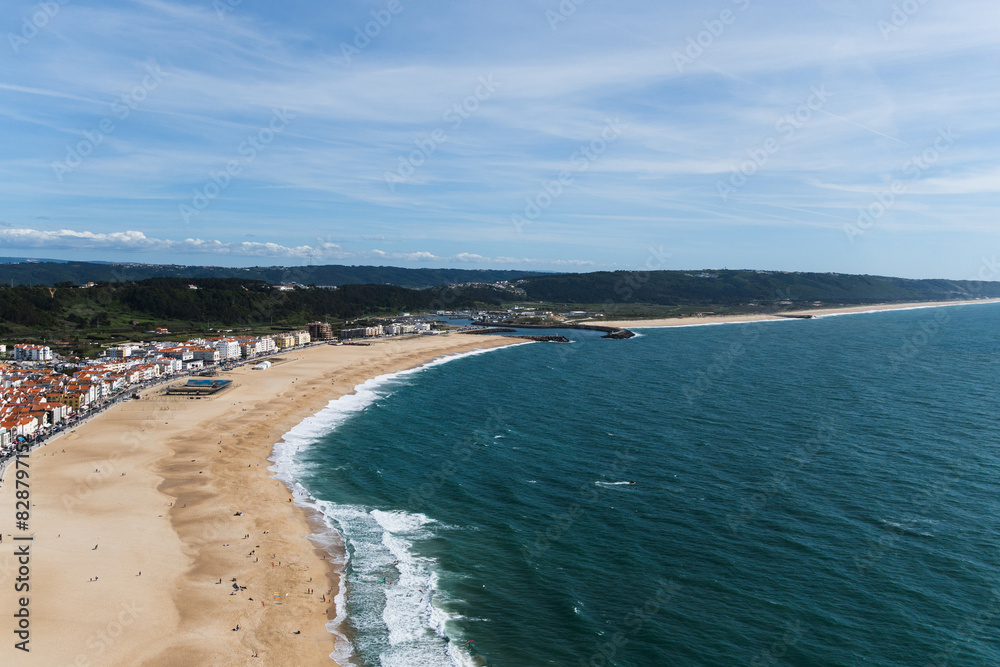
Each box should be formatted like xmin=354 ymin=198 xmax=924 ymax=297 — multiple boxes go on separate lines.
xmin=269 ymin=344 xmax=524 ymax=666
xmin=310 ymin=502 xmax=475 ymax=667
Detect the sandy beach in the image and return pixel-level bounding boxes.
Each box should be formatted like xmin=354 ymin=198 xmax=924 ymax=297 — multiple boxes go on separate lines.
xmin=0 ymin=333 xmax=518 ymax=666
xmin=599 ymin=298 xmax=1000 ymax=328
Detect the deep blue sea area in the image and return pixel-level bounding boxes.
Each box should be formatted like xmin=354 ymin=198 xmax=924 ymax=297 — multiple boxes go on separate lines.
xmin=273 ymin=303 xmax=1000 ymax=666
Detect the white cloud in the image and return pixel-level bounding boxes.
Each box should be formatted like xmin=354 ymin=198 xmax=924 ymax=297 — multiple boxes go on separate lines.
xmin=493 ymin=256 xmax=595 ymax=266
xmin=371 ymin=248 xmax=593 ymax=266
xmin=909 ymin=169 xmax=1000 ymax=195
xmin=0 ymin=228 xmax=345 ymax=259
xmin=0 ymin=227 xmax=596 ymax=268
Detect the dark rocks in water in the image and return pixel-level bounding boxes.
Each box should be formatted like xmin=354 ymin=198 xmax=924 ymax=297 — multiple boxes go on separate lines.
xmin=601 ymin=328 xmax=635 ymax=339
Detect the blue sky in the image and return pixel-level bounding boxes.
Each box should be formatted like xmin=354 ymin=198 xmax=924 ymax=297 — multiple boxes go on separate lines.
xmin=1 ymin=0 xmax=998 ymax=278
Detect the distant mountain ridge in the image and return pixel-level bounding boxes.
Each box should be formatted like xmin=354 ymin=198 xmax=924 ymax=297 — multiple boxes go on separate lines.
xmin=2 ymin=261 xmax=998 ymax=308
xmin=518 ymin=269 xmax=1000 ymax=306
xmin=0 ymin=256 xmax=68 ymax=263
xmin=0 ymin=260 xmax=545 ymax=289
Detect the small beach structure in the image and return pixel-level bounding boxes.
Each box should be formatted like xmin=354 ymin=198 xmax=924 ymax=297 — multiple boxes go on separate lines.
xmin=253 ymin=361 xmax=272 ymax=370
xmin=165 ymin=378 xmax=233 ymax=396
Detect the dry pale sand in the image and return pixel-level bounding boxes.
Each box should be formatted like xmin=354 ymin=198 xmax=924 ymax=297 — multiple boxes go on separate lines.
xmin=599 ymin=298 xmax=1000 ymax=328
xmin=0 ymin=333 xmax=518 ymax=666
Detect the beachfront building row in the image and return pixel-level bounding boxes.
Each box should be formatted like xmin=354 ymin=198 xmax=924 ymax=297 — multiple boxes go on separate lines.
xmin=340 ymin=323 xmax=429 ymax=340
xmin=100 ymin=330 xmax=313 ymax=366
xmin=0 ymin=330 xmax=320 ymax=455
xmin=125 ymin=333 xmax=314 ymax=363
xmin=210 ymin=332 xmax=311 ymax=359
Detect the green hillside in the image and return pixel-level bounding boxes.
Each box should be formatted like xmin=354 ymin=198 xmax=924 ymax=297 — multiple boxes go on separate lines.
xmin=518 ymin=270 xmax=1000 ymax=308
xmin=0 ymin=278 xmax=505 ymax=347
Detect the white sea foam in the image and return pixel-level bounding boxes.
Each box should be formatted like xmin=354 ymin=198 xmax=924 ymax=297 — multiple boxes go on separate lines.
xmin=269 ymin=345 xmax=520 ymax=666
xmin=373 ymin=509 xmax=435 ymax=534
xmin=879 ymin=518 xmax=936 ymax=538
xmin=317 ymin=502 xmax=470 ymax=667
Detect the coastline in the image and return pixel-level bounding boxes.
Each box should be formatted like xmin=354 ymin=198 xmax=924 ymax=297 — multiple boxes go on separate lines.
xmin=0 ymin=333 xmax=519 ymax=666
xmin=267 ymin=340 xmax=534 ymax=664
xmin=4 ymin=297 xmax=996 ymax=664
xmin=598 ymin=298 xmax=1000 ymax=328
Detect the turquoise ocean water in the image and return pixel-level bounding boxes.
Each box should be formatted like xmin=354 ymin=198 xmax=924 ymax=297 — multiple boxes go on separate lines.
xmin=271 ymin=304 xmax=1000 ymax=666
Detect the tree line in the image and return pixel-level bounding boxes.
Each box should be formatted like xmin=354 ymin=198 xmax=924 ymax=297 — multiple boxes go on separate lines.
xmin=0 ymin=278 xmax=505 ymax=333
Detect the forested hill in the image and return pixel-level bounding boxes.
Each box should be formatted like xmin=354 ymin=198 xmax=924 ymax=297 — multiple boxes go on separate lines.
xmin=0 ymin=278 xmax=504 ymax=335
xmin=3 ymin=268 xmax=998 ymax=337
xmin=0 ymin=260 xmax=542 ymax=289
xmin=519 ymin=270 xmax=1000 ymax=306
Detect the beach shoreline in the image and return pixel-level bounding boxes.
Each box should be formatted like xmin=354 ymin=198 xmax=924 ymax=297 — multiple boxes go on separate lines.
xmin=0 ymin=333 xmax=519 ymax=666
xmin=4 ymin=297 xmax=996 ymax=665
xmin=597 ymin=298 xmax=1000 ymax=328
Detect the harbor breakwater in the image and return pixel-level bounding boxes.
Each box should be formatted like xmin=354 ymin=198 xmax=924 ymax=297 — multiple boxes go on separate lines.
xmin=466 ymin=323 xmax=636 ymax=339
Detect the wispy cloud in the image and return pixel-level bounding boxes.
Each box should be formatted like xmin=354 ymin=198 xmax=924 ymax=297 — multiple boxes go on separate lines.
xmin=0 ymin=227 xmax=344 ymax=259
xmin=0 ymin=227 xmax=595 ymax=268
